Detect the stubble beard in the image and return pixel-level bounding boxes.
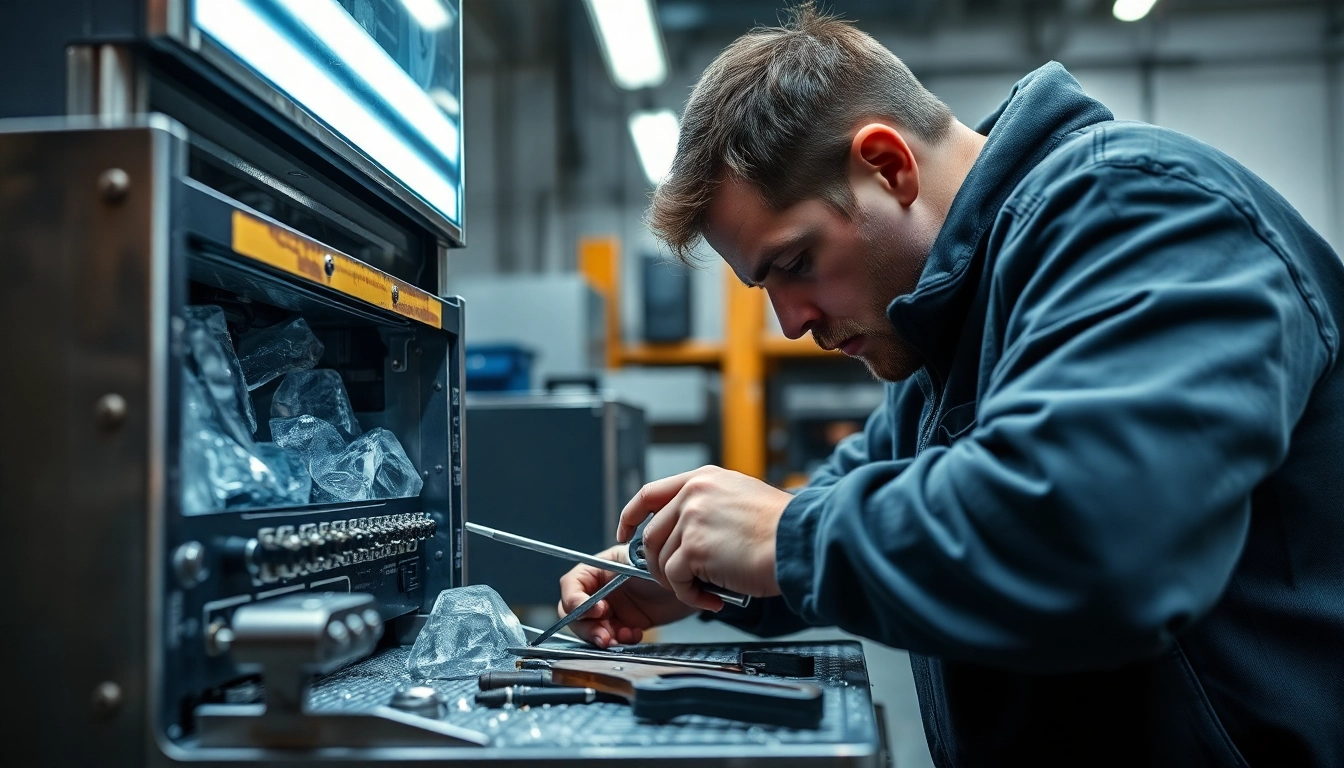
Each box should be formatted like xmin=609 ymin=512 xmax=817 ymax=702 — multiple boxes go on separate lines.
xmin=837 ymin=205 xmax=932 ymax=383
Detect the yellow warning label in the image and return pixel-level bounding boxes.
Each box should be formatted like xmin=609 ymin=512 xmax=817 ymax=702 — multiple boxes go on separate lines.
xmin=230 ymin=211 xmax=443 ymax=329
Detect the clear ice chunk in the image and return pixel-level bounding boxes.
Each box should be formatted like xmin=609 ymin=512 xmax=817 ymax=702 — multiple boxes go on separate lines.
xmin=236 ymin=317 xmax=325 ymax=391
xmin=185 ymin=305 xmax=257 ymax=442
xmin=271 ymin=369 xmax=362 ymax=440
xmin=181 ymin=368 xmax=312 ymax=513
xmin=271 ymin=414 xmax=348 ymax=466
xmin=308 ymin=427 xmax=423 ymax=502
xmin=407 ymin=585 xmax=527 ymax=680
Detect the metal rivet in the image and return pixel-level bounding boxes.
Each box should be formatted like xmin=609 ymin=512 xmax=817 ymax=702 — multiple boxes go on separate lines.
xmin=96 ymin=393 xmax=127 ymax=431
xmin=98 ymin=168 xmax=130 ymax=203
xmin=434 ymin=550 xmax=443 ymax=561
xmin=324 ymin=254 xmax=335 ymax=277
xmin=421 ymin=470 xmax=430 ymax=478
xmin=434 ymin=464 xmax=443 ymax=474
xmin=172 ymin=541 xmax=209 ymax=589
xmin=433 ymin=381 xmax=443 ymax=392
xmin=91 ymin=681 xmax=123 ymax=717
xmin=391 ymin=285 xmax=400 ymax=304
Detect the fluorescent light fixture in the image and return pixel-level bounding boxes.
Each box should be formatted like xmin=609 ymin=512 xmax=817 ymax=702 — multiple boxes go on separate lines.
xmin=196 ymin=0 xmax=460 ymax=222
xmin=584 ymin=0 xmax=667 ymax=90
xmin=629 ymin=109 xmax=679 ymax=185
xmin=1113 ymin=0 xmax=1159 ymax=21
xmin=399 ymin=0 xmax=453 ymax=32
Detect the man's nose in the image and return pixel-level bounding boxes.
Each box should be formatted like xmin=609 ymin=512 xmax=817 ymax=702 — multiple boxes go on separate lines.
xmin=767 ymin=288 xmax=822 ymax=340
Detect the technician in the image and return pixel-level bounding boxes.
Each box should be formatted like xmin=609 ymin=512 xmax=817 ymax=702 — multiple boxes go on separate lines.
xmin=558 ymin=4 xmax=1344 ymax=765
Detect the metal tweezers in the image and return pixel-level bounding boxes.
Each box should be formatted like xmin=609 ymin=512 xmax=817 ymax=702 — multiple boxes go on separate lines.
xmin=464 ymin=522 xmax=750 ymax=646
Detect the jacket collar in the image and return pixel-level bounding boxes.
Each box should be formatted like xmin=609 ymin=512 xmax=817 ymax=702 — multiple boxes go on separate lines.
xmin=886 ymin=62 xmax=1114 ymax=374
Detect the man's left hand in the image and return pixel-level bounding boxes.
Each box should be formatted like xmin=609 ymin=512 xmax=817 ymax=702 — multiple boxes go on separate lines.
xmin=617 ymin=465 xmax=794 ymax=611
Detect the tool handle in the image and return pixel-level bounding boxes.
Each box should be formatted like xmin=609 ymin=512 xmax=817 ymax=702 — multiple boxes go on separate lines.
xmin=632 ymin=674 xmax=823 ymax=729
xmin=475 ymin=686 xmax=597 ymax=708
xmin=478 ymin=670 xmax=552 ymax=690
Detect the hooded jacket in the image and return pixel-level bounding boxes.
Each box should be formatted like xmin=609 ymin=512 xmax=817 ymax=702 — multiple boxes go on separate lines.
xmin=717 ymin=63 xmax=1344 ymax=767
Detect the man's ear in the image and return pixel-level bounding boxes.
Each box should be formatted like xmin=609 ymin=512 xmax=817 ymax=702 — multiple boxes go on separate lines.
xmin=849 ymin=123 xmax=919 ymax=207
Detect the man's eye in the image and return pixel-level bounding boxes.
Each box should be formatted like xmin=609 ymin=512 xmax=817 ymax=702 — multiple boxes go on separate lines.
xmin=780 ymin=252 xmax=813 ymax=276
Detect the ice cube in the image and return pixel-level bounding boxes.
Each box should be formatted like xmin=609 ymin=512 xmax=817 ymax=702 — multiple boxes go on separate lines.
xmin=308 ymin=427 xmax=423 ymax=502
xmin=271 ymin=414 xmax=348 ymax=465
xmin=182 ymin=368 xmax=312 ymax=513
xmin=271 ymin=369 xmax=362 ymax=439
xmin=406 ymin=585 xmax=527 ymax=680
xmin=185 ymin=305 xmax=257 ymax=443
xmin=236 ymin=317 xmax=325 ymax=391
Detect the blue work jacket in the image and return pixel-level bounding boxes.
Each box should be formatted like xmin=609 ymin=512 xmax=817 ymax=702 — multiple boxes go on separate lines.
xmin=718 ymin=63 xmax=1344 ymax=766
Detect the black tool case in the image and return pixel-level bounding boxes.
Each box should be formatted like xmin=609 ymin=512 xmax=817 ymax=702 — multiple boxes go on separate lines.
xmin=0 ymin=1 xmax=883 ymax=764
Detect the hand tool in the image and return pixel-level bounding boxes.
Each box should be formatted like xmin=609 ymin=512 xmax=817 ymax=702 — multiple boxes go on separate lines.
xmin=533 ymin=658 xmax=824 ymax=729
xmin=465 ymin=522 xmax=750 ymax=609
xmin=475 ymin=686 xmax=599 ymax=708
xmin=508 ymin=645 xmax=747 ymax=673
xmin=739 ymin=649 xmax=817 ymax=677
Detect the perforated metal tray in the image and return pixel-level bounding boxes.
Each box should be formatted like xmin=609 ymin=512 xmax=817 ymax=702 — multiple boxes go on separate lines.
xmin=306 ymin=641 xmax=882 ymax=765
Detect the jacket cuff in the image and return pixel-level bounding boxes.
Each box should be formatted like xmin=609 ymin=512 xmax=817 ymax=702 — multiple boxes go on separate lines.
xmin=775 ymin=486 xmax=825 ymax=622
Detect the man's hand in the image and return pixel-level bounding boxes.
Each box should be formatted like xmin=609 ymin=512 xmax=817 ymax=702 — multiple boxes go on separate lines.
xmin=557 ymin=545 xmax=698 ymax=648
xmin=618 ymin=465 xmax=794 ymax=611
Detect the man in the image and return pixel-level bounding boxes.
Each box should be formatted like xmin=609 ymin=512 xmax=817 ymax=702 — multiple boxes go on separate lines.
xmin=559 ymin=4 xmax=1344 ymax=766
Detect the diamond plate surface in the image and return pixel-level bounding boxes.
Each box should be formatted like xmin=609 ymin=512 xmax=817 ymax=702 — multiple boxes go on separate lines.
xmin=307 ymin=642 xmax=878 ymax=749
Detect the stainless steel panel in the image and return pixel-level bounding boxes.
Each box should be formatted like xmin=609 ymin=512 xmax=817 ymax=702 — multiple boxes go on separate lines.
xmin=0 ymin=117 xmax=183 ymax=766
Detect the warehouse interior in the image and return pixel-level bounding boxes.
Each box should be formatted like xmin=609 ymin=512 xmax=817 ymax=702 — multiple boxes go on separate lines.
xmin=2 ymin=0 xmax=1339 ymax=765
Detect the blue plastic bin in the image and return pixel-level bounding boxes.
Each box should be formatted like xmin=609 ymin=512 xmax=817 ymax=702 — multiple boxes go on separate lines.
xmin=465 ymin=344 xmax=536 ymax=392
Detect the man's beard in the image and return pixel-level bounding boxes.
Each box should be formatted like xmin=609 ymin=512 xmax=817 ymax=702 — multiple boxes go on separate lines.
xmin=810 ymin=210 xmax=929 ymax=382
xmin=813 ymin=320 xmax=921 ymax=382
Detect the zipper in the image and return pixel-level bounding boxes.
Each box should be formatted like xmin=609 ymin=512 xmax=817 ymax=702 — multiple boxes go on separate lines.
xmin=916 ymin=366 xmax=946 ymax=454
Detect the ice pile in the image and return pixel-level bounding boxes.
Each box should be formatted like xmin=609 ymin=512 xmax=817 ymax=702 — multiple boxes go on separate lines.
xmin=269 ymin=370 xmax=423 ymax=503
xmin=180 ymin=307 xmax=311 ymax=513
xmin=407 ymin=585 xmax=527 ymax=679
xmin=236 ymin=317 xmax=325 ymax=391
xmin=181 ymin=306 xmax=423 ymax=511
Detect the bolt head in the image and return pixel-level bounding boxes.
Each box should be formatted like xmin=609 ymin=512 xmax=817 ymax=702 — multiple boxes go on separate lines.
xmin=91 ymin=681 xmax=123 ymax=717
xmin=391 ymin=285 xmax=400 ymax=304
xmin=96 ymin=393 xmax=127 ymax=431
xmin=98 ymin=168 xmax=130 ymax=203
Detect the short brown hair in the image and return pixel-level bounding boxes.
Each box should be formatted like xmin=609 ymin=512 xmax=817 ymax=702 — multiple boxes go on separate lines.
xmin=649 ymin=2 xmax=953 ymax=263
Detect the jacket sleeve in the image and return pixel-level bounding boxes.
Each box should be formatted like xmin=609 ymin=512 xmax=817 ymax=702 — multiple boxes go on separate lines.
xmin=713 ymin=393 xmax=911 ymax=636
xmin=774 ymin=163 xmax=1331 ymax=671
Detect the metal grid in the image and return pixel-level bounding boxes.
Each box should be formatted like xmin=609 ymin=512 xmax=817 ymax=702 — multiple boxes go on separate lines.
xmin=307 ymin=642 xmax=879 ymax=750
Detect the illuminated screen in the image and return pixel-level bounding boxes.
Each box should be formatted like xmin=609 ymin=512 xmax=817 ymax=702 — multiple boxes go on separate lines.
xmin=195 ymin=0 xmax=463 ymax=232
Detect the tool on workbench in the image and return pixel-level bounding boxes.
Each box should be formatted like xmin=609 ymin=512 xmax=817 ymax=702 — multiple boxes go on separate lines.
xmin=464 ymin=522 xmax=750 ymax=633
xmin=527 ymin=658 xmax=824 ymax=729
xmin=479 ymin=669 xmax=555 ymax=689
xmin=508 ymin=645 xmax=748 ymax=674
xmin=475 ymin=686 xmax=599 ymax=708
xmin=739 ymin=649 xmax=817 ymax=677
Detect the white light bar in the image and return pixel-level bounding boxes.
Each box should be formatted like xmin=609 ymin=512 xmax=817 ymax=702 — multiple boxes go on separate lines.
xmin=629 ymin=109 xmax=679 ymax=185
xmin=584 ymin=0 xmax=668 ymax=90
xmin=399 ymin=0 xmax=453 ymax=32
xmin=196 ymin=0 xmax=460 ymax=223
xmin=1113 ymin=0 xmax=1159 ymax=22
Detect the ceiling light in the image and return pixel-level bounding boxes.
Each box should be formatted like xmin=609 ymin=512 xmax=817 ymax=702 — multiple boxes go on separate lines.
xmin=399 ymin=0 xmax=454 ymax=32
xmin=584 ymin=0 xmax=668 ymax=90
xmin=1113 ymin=0 xmax=1159 ymax=22
xmin=629 ymin=109 xmax=679 ymax=185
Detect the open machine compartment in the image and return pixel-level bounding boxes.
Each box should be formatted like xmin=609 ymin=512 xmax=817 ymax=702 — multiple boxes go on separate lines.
xmin=162 ymin=171 xmax=466 ymax=742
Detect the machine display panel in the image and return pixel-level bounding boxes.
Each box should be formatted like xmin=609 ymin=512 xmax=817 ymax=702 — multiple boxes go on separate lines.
xmin=194 ymin=0 xmax=464 ymax=236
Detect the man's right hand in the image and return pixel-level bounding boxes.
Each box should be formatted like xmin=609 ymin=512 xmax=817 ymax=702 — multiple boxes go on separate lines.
xmin=557 ymin=544 xmax=698 ymax=648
